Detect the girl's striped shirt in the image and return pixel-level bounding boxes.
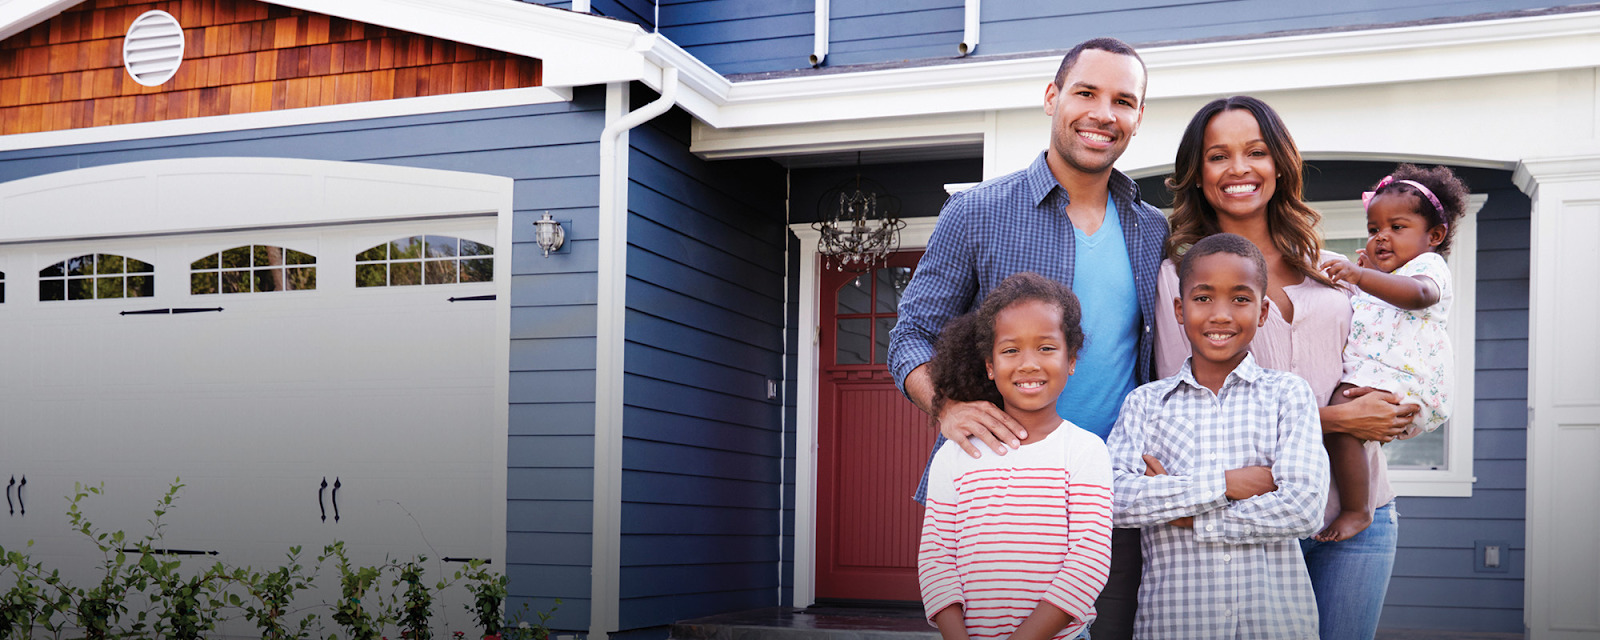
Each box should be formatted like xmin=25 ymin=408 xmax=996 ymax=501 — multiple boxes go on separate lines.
xmin=919 ymin=421 xmax=1114 ymax=640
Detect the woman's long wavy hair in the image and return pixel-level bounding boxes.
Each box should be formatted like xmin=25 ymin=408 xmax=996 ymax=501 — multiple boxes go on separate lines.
xmin=928 ymin=273 xmax=1084 ymax=416
xmin=1164 ymin=96 xmax=1333 ymax=287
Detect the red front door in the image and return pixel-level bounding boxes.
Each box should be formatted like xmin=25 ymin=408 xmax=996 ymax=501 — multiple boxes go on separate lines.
xmin=816 ymin=251 xmax=932 ymax=602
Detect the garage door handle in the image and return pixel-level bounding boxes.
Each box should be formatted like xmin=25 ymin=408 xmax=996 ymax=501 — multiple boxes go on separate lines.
xmin=5 ymin=475 xmax=12 ymax=515
xmin=332 ymin=477 xmax=342 ymax=522
xmin=15 ymin=475 xmax=22 ymax=516
xmin=448 ymin=295 xmax=495 ymax=302
xmin=319 ymin=477 xmax=328 ymax=522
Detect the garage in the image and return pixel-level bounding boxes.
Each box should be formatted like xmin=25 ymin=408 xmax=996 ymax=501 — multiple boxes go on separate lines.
xmin=0 ymin=158 xmax=513 ymax=635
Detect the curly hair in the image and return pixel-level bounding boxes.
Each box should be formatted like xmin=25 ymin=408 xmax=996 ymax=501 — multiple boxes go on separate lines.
xmin=1369 ymin=164 xmax=1471 ymax=257
xmin=1177 ymin=233 xmax=1268 ymax=295
xmin=928 ymin=273 xmax=1084 ymax=415
xmin=1164 ymin=96 xmax=1334 ymax=287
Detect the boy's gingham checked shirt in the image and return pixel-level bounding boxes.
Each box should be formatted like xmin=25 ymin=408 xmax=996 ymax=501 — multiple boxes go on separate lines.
xmin=1106 ymin=353 xmax=1329 ymax=640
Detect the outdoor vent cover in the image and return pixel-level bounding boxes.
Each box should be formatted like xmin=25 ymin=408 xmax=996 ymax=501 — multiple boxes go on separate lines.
xmin=123 ymin=11 xmax=185 ymax=87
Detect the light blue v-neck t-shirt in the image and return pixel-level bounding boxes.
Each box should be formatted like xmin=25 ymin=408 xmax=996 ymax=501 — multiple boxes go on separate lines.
xmin=1058 ymin=198 xmax=1140 ymax=440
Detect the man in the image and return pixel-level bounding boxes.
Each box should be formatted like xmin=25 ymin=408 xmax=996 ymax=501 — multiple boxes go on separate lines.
xmin=887 ymin=37 xmax=1167 ymax=640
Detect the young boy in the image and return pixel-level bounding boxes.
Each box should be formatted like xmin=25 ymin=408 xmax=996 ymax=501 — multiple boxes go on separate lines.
xmin=1106 ymin=233 xmax=1329 ymax=640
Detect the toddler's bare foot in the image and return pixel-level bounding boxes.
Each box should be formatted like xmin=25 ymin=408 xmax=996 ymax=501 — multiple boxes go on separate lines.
xmin=1315 ymin=509 xmax=1373 ymax=542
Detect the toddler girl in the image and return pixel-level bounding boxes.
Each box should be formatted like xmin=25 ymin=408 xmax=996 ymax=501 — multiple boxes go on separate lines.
xmin=1318 ymin=164 xmax=1471 ymax=541
xmin=918 ymin=272 xmax=1112 ymax=640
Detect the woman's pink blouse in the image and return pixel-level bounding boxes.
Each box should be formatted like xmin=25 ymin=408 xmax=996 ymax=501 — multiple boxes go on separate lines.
xmin=1154 ymin=254 xmax=1394 ymax=526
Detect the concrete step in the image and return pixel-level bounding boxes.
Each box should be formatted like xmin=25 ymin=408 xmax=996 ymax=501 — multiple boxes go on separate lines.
xmin=671 ymin=606 xmax=938 ymax=640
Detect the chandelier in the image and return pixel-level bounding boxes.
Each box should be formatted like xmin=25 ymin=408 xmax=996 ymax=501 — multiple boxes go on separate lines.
xmin=813 ymin=170 xmax=904 ymax=272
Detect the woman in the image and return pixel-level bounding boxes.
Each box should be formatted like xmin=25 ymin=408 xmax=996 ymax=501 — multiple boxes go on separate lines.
xmin=1152 ymin=95 xmax=1419 ymax=640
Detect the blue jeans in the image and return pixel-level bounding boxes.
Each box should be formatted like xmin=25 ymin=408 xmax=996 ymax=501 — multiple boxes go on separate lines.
xmin=1299 ymin=502 xmax=1398 ymax=640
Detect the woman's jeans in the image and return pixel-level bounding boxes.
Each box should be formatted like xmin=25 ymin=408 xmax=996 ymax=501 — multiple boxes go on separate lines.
xmin=1299 ymin=502 xmax=1399 ymax=640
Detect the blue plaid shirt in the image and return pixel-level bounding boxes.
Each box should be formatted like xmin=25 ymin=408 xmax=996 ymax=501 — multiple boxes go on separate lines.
xmin=890 ymin=151 xmax=1168 ymax=503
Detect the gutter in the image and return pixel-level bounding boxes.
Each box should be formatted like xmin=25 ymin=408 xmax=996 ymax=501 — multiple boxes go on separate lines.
xmin=590 ymin=66 xmax=680 ymax=640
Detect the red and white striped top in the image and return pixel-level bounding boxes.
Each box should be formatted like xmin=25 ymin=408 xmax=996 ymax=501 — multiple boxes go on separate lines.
xmin=919 ymin=421 xmax=1114 ymax=640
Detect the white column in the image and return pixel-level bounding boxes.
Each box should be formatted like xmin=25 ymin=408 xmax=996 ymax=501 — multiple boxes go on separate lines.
xmin=1514 ymin=154 xmax=1600 ymax=640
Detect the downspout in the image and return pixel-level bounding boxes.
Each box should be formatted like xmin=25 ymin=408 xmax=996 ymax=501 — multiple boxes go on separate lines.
xmin=959 ymin=0 xmax=979 ymax=56
xmin=591 ymin=66 xmax=679 ymax=640
xmin=809 ymin=0 xmax=828 ymax=67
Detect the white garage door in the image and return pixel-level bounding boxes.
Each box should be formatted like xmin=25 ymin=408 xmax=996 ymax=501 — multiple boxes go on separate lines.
xmin=0 ymin=159 xmax=512 ymax=637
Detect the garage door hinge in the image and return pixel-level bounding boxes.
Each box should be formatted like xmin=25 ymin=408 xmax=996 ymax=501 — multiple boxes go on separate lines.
xmin=120 ymin=307 xmax=223 ymax=316
xmin=448 ymin=294 xmax=496 ymax=302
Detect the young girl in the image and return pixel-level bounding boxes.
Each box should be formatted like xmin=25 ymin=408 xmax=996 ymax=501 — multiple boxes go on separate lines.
xmin=918 ymin=272 xmax=1113 ymax=640
xmin=1317 ymin=164 xmax=1471 ymax=541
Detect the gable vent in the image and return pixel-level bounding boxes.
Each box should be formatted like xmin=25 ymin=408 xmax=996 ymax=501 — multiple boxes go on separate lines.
xmin=123 ymin=11 xmax=185 ymax=87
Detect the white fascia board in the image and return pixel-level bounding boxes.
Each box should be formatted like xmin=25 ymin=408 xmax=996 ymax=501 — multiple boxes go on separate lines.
xmin=266 ymin=0 xmax=650 ymax=87
xmin=0 ymin=86 xmax=572 ymax=153
xmin=684 ymin=8 xmax=1600 ymax=133
xmin=0 ymin=0 xmax=76 ymax=41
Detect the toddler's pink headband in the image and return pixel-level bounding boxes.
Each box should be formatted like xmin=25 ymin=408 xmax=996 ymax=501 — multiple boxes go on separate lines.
xmin=1363 ymin=175 xmax=1446 ymax=227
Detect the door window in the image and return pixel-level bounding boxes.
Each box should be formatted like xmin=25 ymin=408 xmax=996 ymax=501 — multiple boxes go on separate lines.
xmin=191 ymin=245 xmax=317 ymax=294
xmin=356 ymin=236 xmax=493 ymax=287
xmin=833 ymin=265 xmax=912 ymax=366
xmin=39 ymin=254 xmax=154 ymax=301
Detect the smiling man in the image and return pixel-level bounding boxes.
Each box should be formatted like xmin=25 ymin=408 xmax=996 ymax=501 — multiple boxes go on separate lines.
xmin=888 ymin=37 xmax=1168 ymax=640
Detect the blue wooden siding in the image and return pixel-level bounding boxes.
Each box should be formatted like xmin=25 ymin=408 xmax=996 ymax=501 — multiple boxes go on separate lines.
xmin=520 ymin=0 xmax=655 ymax=31
xmin=1140 ymin=161 xmax=1529 ymax=633
xmin=620 ymin=100 xmax=788 ymax=635
xmin=0 ymin=90 xmax=610 ymax=634
xmin=657 ymin=0 xmax=1581 ymax=75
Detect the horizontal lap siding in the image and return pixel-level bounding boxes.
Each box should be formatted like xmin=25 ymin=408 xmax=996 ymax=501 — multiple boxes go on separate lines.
xmin=621 ymin=102 xmax=786 ymax=636
xmin=517 ymin=0 xmax=654 ymax=31
xmin=0 ymin=90 xmax=607 ymax=634
xmin=659 ymin=0 xmax=1573 ymax=75
xmin=1379 ymin=172 xmax=1529 ymax=633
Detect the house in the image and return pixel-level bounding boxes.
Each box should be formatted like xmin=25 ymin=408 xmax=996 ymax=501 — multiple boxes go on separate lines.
xmin=0 ymin=0 xmax=1593 ymax=638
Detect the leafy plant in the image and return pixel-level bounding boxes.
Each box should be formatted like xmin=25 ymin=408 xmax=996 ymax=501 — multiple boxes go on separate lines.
xmin=0 ymin=543 xmax=45 ymax=640
xmin=322 ymin=541 xmax=393 ymax=640
xmin=63 ymin=483 xmax=139 ymax=639
xmin=457 ymin=562 xmax=506 ymax=638
xmin=228 ymin=545 xmax=322 ymax=640
xmin=395 ymin=560 xmax=433 ymax=640
xmin=123 ymin=481 xmax=229 ymax=640
xmin=503 ymin=599 xmax=560 ymax=640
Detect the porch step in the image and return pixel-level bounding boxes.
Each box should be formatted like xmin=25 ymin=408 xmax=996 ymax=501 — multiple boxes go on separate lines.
xmin=671 ymin=606 xmax=938 ymax=640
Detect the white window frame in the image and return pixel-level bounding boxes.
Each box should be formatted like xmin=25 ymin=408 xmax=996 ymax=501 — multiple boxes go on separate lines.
xmin=1317 ymin=194 xmax=1487 ymax=498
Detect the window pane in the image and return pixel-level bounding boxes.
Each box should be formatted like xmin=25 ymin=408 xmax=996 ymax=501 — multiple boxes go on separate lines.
xmin=425 ymin=260 xmax=457 ymax=285
xmin=425 ymin=235 xmax=458 ymax=258
xmin=192 ymin=253 xmax=219 ymax=269
xmin=1324 ymin=237 xmax=1364 ymax=261
xmin=222 ymin=271 xmax=250 ymax=294
xmin=97 ymin=254 xmax=124 ymax=275
xmin=126 ymin=258 xmax=153 ymax=274
xmin=96 ymin=276 xmax=125 ymax=299
xmin=356 ymin=263 xmax=387 ymax=287
xmin=287 ymin=267 xmax=316 ymax=290
xmin=357 ymin=244 xmax=387 ymax=262
xmin=254 ymin=245 xmax=285 ymax=268
xmin=286 ymin=249 xmax=315 ymax=265
xmin=460 ymin=239 xmax=493 ymax=256
xmin=876 ymin=267 xmax=911 ymax=313
xmin=222 ymin=246 xmax=250 ymax=269
xmin=127 ymin=275 xmax=153 ymax=298
xmin=874 ymin=317 xmax=897 ymax=364
xmin=391 ymin=236 xmax=423 ymax=260
xmin=39 ymin=279 xmax=63 ymax=301
xmin=192 ymin=272 xmax=218 ymax=295
xmin=460 ymin=258 xmax=493 ymax=283
xmin=254 ymin=268 xmax=283 ymax=293
xmin=68 ymin=278 xmax=94 ymax=300
xmin=836 ymin=318 xmax=871 ymax=365
xmin=837 ymin=273 xmax=870 ymax=315
xmin=1385 ymin=423 xmax=1448 ymax=470
xmin=391 ymin=261 xmax=421 ymax=286
xmin=40 ymin=262 xmax=64 ymax=278
xmin=67 ymin=255 xmax=94 ymax=277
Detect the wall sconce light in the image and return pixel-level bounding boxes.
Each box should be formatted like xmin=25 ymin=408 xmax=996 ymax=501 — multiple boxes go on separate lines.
xmin=534 ymin=212 xmax=565 ymax=257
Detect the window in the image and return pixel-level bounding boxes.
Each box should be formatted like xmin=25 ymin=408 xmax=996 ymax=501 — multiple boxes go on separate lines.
xmin=1319 ymin=195 xmax=1485 ymax=497
xmin=192 ymin=245 xmax=316 ymax=294
xmin=355 ymin=235 xmax=493 ymax=287
xmin=39 ymin=254 xmax=154 ymax=301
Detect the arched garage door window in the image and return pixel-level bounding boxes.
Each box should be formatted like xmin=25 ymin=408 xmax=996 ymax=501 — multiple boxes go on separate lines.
xmin=355 ymin=235 xmax=493 ymax=287
xmin=39 ymin=253 xmax=154 ymax=301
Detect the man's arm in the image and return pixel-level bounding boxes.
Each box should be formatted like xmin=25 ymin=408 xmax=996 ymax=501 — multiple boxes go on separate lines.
xmin=887 ymin=191 xmax=1026 ymax=455
xmin=1193 ymin=376 xmax=1331 ymax=544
